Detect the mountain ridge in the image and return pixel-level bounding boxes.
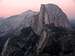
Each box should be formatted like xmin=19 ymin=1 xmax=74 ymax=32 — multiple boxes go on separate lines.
xmin=0 ymin=4 xmax=74 ymax=56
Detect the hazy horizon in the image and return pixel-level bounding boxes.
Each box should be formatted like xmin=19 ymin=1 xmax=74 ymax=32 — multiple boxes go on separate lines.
xmin=0 ymin=0 xmax=75 ymax=20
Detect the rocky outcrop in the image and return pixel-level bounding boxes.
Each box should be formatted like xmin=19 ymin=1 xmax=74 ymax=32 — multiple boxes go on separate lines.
xmin=1 ymin=26 xmax=75 ymax=56
xmin=2 ymin=27 xmax=39 ymax=56
xmin=32 ymin=4 xmax=71 ymax=35
xmin=39 ymin=4 xmax=71 ymax=28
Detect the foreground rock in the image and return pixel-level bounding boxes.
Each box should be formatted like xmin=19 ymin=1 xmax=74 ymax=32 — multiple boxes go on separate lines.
xmin=1 ymin=26 xmax=75 ymax=56
xmin=2 ymin=27 xmax=39 ymax=56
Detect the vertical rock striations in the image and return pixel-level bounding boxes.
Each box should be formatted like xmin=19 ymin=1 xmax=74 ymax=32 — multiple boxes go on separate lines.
xmin=39 ymin=4 xmax=71 ymax=29
xmin=1 ymin=4 xmax=73 ymax=56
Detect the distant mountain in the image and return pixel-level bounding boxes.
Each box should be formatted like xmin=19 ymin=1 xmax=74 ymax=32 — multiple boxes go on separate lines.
xmin=0 ymin=4 xmax=71 ymax=37
xmin=0 ymin=4 xmax=74 ymax=56
xmin=0 ymin=17 xmax=5 ymax=20
xmin=70 ymin=20 xmax=75 ymax=29
xmin=0 ymin=16 xmax=9 ymax=20
xmin=0 ymin=10 xmax=38 ymax=37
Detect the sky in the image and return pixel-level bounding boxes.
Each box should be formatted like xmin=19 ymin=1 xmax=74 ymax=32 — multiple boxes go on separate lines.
xmin=0 ymin=0 xmax=75 ymax=20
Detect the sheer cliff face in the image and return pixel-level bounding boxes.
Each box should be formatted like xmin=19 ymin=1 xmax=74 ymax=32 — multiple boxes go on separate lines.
xmin=0 ymin=4 xmax=71 ymax=36
xmin=32 ymin=4 xmax=71 ymax=35
xmin=39 ymin=4 xmax=71 ymax=28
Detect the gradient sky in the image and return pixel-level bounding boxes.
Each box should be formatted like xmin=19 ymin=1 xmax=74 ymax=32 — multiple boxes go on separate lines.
xmin=0 ymin=0 xmax=75 ymax=20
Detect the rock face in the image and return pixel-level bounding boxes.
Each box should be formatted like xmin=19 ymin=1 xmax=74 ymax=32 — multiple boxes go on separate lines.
xmin=39 ymin=4 xmax=71 ymax=28
xmin=0 ymin=4 xmax=74 ymax=56
xmin=31 ymin=4 xmax=71 ymax=35
xmin=0 ymin=10 xmax=37 ymax=37
xmin=2 ymin=27 xmax=39 ymax=56
xmin=0 ymin=4 xmax=71 ymax=36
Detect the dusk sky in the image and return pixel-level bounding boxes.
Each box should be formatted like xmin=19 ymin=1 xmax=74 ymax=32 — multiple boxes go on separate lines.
xmin=0 ymin=0 xmax=75 ymax=20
